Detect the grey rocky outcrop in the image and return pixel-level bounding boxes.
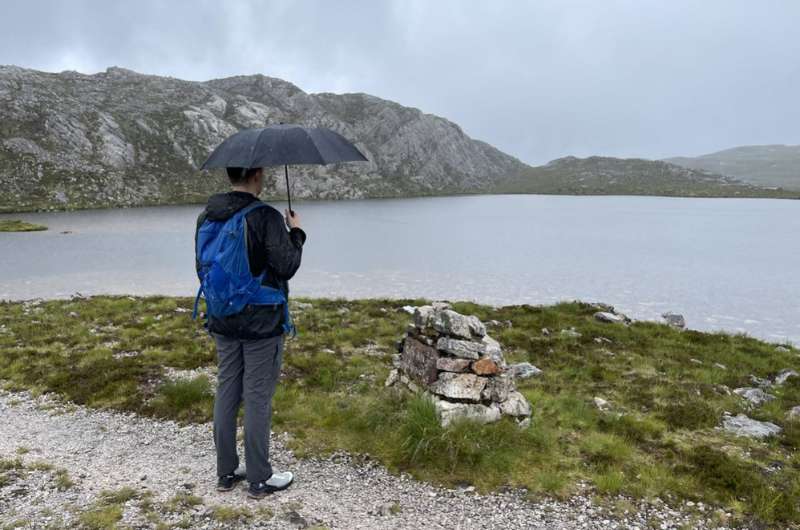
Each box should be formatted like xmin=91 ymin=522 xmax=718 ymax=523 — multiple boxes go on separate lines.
xmin=386 ymin=303 xmax=533 ymax=428
xmin=0 ymin=65 xmax=528 ymax=212
xmin=773 ymin=369 xmax=798 ymax=386
xmin=733 ymin=387 xmax=776 ymax=407
xmin=661 ymin=312 xmax=686 ymax=329
xmin=721 ymin=413 xmax=782 ymax=438
xmin=507 ymin=362 xmax=543 ymax=380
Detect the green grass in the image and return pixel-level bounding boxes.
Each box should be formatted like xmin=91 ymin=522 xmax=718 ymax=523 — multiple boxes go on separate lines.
xmin=1 ymin=295 xmax=800 ymax=526
xmin=0 ymin=219 xmax=47 ymax=232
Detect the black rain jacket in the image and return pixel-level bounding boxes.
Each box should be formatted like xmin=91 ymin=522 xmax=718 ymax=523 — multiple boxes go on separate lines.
xmin=195 ymin=191 xmax=306 ymax=339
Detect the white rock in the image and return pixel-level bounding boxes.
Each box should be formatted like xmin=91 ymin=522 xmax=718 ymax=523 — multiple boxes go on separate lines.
xmin=434 ymin=309 xmax=475 ymax=339
xmin=384 ymin=369 xmax=399 ymax=387
xmin=433 ymin=398 xmax=501 ymax=427
xmin=786 ymin=406 xmax=800 ymax=422
xmin=499 ymin=391 xmax=532 ymax=417
xmin=721 ymin=414 xmax=782 ymax=438
xmin=593 ymin=397 xmax=610 ymax=411
xmin=773 ymin=369 xmax=798 ymax=386
xmin=436 ymin=337 xmax=485 ymax=360
xmin=507 ymin=362 xmax=542 ymax=380
xmin=733 ymin=387 xmax=776 ymax=406
xmin=560 ymin=328 xmax=582 ymax=339
xmin=594 ymin=312 xmax=624 ymax=324
xmin=428 ymin=373 xmax=487 ymax=402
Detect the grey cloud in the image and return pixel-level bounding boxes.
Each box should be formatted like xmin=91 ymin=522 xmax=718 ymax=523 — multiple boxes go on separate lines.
xmin=2 ymin=0 xmax=799 ymax=164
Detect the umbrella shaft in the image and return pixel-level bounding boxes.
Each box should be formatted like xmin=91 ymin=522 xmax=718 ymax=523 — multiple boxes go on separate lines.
xmin=284 ymin=164 xmax=293 ymax=214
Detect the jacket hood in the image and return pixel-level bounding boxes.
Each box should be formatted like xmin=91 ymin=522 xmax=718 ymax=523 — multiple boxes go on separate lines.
xmin=205 ymin=191 xmax=259 ymax=221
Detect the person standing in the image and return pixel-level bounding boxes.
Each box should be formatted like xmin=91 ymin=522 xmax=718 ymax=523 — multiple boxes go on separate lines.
xmin=194 ymin=166 xmax=305 ymax=499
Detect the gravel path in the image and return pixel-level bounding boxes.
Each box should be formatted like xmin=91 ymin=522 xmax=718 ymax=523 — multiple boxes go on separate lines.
xmin=0 ymin=389 xmax=728 ymax=529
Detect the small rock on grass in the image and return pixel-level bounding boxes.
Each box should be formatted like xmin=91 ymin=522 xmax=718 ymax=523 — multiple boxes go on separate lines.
xmin=662 ymin=312 xmax=686 ymax=329
xmin=593 ymin=397 xmax=610 ymax=411
xmin=733 ymin=387 xmax=776 ymax=406
xmin=507 ymin=362 xmax=542 ymax=379
xmin=721 ymin=413 xmax=781 ymax=438
xmin=560 ymin=328 xmax=581 ymax=339
xmin=773 ymin=369 xmax=799 ymax=386
xmin=498 ymin=391 xmax=532 ymax=417
xmin=594 ymin=311 xmax=624 ymax=324
xmin=786 ymin=406 xmax=800 ymax=422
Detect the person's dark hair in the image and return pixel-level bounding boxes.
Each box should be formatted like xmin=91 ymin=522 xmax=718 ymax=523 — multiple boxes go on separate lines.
xmin=226 ymin=167 xmax=261 ymax=185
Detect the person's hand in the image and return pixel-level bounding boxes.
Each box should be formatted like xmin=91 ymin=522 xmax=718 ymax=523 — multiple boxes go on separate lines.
xmin=284 ymin=209 xmax=302 ymax=230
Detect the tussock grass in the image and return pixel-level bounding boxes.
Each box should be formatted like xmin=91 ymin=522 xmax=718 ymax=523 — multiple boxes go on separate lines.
xmin=2 ymin=295 xmax=800 ymax=526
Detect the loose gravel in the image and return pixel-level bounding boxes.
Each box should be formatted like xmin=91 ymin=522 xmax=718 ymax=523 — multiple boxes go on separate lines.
xmin=0 ymin=388 xmax=731 ymax=529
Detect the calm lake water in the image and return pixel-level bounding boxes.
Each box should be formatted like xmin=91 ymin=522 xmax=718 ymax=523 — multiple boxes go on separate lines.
xmin=1 ymin=195 xmax=799 ymax=344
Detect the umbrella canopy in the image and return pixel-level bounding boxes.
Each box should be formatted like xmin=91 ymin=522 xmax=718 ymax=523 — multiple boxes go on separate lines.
xmin=201 ymin=124 xmax=367 ymax=169
xmin=201 ymin=124 xmax=368 ymax=213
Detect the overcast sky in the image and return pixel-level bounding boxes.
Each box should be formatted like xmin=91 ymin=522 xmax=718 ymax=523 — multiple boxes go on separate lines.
xmin=2 ymin=0 xmax=799 ymax=165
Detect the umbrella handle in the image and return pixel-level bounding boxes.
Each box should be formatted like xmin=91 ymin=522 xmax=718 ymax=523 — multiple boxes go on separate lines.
xmin=284 ymin=164 xmax=294 ymax=215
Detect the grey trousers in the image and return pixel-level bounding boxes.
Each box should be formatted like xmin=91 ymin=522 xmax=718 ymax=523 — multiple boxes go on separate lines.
xmin=211 ymin=331 xmax=284 ymax=483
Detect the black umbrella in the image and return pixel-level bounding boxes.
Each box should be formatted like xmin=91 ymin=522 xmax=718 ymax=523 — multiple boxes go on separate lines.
xmin=201 ymin=124 xmax=368 ymax=212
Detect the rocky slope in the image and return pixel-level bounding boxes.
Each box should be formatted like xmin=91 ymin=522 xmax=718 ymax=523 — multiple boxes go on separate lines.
xmin=0 ymin=65 xmax=528 ymax=211
xmin=665 ymin=144 xmax=800 ymax=190
xmin=494 ymin=155 xmax=798 ymax=198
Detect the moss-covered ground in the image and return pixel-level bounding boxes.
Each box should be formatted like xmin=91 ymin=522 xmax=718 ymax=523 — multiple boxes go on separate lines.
xmin=0 ymin=219 xmax=47 ymax=232
xmin=1 ymin=295 xmax=799 ymax=527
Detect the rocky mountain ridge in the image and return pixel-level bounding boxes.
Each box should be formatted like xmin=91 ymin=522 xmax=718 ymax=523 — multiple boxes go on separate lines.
xmin=0 ymin=65 xmax=528 ymax=211
xmin=1 ymin=65 xmax=794 ymax=212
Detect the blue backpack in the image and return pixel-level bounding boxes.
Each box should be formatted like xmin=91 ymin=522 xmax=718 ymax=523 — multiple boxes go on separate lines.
xmin=192 ymin=201 xmax=295 ymax=336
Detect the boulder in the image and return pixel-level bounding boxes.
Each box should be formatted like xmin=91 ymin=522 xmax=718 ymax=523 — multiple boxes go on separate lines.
xmin=481 ymin=374 xmax=514 ymax=402
xmin=472 ymin=357 xmax=500 ymax=375
xmin=400 ymin=337 xmax=439 ymax=385
xmin=433 ymin=398 xmax=501 ymax=427
xmin=436 ymin=357 xmax=472 ymax=373
xmin=433 ymin=309 xmax=475 ymax=339
xmin=721 ymin=413 xmax=782 ymax=438
xmin=499 ymin=391 xmax=532 ymax=417
xmin=662 ymin=312 xmax=686 ymax=329
xmin=507 ymin=362 xmax=543 ymax=380
xmin=773 ymin=369 xmax=799 ymax=386
xmin=436 ymin=337 xmax=485 ymax=360
xmin=428 ymin=373 xmax=487 ymax=402
xmin=594 ymin=312 xmax=624 ymax=324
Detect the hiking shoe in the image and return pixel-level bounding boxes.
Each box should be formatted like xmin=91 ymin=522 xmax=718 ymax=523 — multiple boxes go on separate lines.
xmin=216 ymin=471 xmax=246 ymax=492
xmin=247 ymin=471 xmax=294 ymax=499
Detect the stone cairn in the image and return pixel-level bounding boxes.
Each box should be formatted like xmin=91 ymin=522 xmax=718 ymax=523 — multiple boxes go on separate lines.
xmin=385 ymin=302 xmax=533 ymax=428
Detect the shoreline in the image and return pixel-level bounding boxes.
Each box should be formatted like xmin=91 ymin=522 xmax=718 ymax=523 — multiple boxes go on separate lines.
xmin=1 ymin=295 xmax=799 ymax=526
xmin=1 ymin=189 xmax=798 ymax=215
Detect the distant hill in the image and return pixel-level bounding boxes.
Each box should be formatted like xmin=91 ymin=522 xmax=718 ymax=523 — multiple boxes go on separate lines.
xmin=665 ymin=145 xmax=800 ymax=191
xmin=492 ymin=156 xmax=798 ymax=199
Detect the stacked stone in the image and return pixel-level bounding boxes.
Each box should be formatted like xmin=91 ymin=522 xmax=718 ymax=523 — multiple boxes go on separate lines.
xmin=386 ymin=302 xmax=532 ymax=427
